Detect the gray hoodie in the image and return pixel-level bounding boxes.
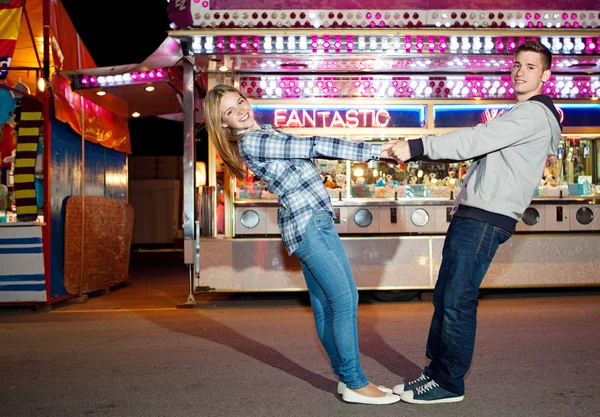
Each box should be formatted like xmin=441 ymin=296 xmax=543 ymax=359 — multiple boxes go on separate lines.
xmin=410 ymin=96 xmax=562 ymax=232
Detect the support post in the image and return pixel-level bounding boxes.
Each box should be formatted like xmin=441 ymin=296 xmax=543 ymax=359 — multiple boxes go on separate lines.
xmin=182 ymin=57 xmax=196 ymax=305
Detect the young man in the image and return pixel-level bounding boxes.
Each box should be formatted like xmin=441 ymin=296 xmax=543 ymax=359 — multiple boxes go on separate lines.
xmin=384 ymin=40 xmax=562 ymax=404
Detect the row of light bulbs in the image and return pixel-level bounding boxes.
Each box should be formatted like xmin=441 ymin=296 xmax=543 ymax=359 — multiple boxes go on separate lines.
xmin=192 ymin=35 xmax=600 ymax=54
xmin=239 ymin=76 xmax=600 ymax=99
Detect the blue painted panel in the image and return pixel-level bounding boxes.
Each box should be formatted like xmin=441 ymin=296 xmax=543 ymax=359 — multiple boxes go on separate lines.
xmin=104 ymin=150 xmax=128 ymax=202
xmin=50 ymin=117 xmax=128 ymax=299
xmin=50 ymin=118 xmax=82 ymax=299
xmin=84 ymin=140 xmax=106 ymax=197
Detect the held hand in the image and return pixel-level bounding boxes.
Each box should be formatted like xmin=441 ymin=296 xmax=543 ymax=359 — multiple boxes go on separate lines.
xmin=380 ymin=140 xmax=399 ymax=161
xmin=386 ymin=140 xmax=412 ymax=163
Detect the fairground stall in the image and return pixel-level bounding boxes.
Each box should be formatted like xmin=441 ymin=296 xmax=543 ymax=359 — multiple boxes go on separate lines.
xmin=0 ymin=0 xmax=131 ymax=307
xmin=71 ymin=0 xmax=600 ymax=300
xmin=167 ymin=0 xmax=600 ymax=297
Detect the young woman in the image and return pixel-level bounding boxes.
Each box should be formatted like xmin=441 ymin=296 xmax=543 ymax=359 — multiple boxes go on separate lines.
xmin=204 ymin=85 xmax=399 ymax=405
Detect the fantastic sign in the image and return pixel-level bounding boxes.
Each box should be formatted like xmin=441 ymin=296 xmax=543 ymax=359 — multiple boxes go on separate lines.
xmin=252 ymin=105 xmax=426 ymax=128
xmin=274 ymin=108 xmax=392 ymax=128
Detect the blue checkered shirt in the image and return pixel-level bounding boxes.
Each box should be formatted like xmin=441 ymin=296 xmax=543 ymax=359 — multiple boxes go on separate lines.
xmin=238 ymin=125 xmax=381 ymax=255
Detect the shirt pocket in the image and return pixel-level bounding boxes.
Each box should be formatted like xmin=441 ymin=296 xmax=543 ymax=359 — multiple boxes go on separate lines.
xmin=266 ymin=160 xmax=301 ymax=196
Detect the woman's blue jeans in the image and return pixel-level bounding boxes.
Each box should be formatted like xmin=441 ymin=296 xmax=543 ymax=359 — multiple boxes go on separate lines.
xmin=424 ymin=216 xmax=513 ymax=395
xmin=293 ymin=211 xmax=368 ymax=390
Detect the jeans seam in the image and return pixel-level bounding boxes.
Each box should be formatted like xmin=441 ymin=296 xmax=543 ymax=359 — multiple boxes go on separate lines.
xmin=475 ymin=223 xmax=488 ymax=254
xmin=487 ymin=228 xmax=497 ymax=259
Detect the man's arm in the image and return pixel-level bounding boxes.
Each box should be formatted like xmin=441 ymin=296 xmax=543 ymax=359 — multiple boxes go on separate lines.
xmin=413 ymin=105 xmax=538 ymax=161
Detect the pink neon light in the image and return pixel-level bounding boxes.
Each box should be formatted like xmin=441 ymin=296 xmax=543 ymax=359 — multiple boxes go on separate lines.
xmin=81 ymin=76 xmax=89 ymax=85
xmin=139 ymin=72 xmax=147 ymax=80
xmin=202 ymin=1 xmax=208 ymax=6
xmin=439 ymin=36 xmax=447 ymax=51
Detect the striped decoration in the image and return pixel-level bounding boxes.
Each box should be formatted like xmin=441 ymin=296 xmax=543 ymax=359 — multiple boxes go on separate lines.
xmin=14 ymin=96 xmax=42 ymax=221
xmin=0 ymin=224 xmax=46 ymax=302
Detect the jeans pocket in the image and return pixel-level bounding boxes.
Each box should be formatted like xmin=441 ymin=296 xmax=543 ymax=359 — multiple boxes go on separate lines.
xmin=294 ymin=234 xmax=310 ymax=260
xmin=314 ymin=211 xmax=333 ymax=230
xmin=487 ymin=227 xmax=512 ymax=259
xmin=495 ymin=227 xmax=513 ymax=243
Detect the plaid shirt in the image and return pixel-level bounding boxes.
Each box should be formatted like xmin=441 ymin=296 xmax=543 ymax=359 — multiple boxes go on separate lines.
xmin=238 ymin=125 xmax=381 ymax=255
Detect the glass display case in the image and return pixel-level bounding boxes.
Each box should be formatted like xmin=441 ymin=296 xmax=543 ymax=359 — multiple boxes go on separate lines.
xmin=233 ymin=134 xmax=599 ymax=203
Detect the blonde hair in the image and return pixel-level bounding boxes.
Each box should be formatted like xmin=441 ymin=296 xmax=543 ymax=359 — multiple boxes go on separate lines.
xmin=203 ymin=84 xmax=248 ymax=180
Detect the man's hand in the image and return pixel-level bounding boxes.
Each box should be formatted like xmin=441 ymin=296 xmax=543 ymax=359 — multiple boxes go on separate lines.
xmin=384 ymin=140 xmax=412 ymax=163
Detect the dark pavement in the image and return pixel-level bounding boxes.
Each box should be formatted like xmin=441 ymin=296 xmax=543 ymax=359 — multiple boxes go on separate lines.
xmin=1 ymin=252 xmax=599 ymax=417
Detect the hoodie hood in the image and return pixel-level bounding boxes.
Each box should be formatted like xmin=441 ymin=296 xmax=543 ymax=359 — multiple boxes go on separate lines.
xmin=527 ymin=94 xmax=563 ymax=131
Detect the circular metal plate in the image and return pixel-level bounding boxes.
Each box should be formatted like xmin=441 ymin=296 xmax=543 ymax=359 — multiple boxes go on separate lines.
xmin=576 ymin=207 xmax=594 ymax=225
xmin=522 ymin=207 xmax=540 ymax=226
xmin=410 ymin=208 xmax=430 ymax=227
xmin=240 ymin=210 xmax=260 ymax=229
xmin=354 ymin=209 xmax=373 ymax=228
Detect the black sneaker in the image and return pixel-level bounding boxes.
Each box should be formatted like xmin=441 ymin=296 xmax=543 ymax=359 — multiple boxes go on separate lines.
xmin=392 ymin=373 xmax=431 ymax=394
xmin=400 ymin=380 xmax=464 ymax=404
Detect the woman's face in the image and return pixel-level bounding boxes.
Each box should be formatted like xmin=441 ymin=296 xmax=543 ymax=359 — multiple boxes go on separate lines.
xmin=220 ymin=92 xmax=257 ymax=131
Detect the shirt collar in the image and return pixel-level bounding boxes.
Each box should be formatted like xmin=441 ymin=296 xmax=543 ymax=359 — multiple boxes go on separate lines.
xmin=235 ymin=124 xmax=273 ymax=135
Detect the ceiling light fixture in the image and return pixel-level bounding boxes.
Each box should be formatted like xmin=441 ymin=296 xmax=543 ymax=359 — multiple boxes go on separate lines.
xmin=145 ymin=86 xmax=156 ymax=92
xmin=219 ymin=65 xmax=229 ymax=72
xmin=96 ymin=91 xmax=107 ymax=96
xmin=132 ymin=112 xmax=141 ymax=118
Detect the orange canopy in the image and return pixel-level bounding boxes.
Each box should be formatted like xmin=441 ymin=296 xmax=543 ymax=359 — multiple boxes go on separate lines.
xmin=5 ymin=0 xmax=130 ymax=153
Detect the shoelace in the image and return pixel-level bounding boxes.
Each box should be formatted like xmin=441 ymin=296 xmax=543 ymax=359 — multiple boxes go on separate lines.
xmin=408 ymin=374 xmax=429 ymax=386
xmin=415 ymin=380 xmax=439 ymax=395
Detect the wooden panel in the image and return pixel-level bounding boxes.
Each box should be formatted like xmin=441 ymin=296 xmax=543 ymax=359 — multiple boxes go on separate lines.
xmin=64 ymin=196 xmax=133 ymax=295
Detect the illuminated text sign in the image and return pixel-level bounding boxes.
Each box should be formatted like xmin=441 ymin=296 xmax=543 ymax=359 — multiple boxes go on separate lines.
xmin=252 ymin=105 xmax=426 ymax=129
xmin=434 ymin=104 xmax=599 ymax=128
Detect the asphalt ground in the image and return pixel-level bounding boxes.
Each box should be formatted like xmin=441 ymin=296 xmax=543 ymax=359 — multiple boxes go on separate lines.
xmin=1 ymin=251 xmax=598 ymax=417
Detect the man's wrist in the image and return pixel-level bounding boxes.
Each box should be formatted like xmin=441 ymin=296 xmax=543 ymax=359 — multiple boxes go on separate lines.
xmin=408 ymin=138 xmax=424 ymax=158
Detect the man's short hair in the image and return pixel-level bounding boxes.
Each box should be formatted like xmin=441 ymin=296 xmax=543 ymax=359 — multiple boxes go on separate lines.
xmin=514 ymin=40 xmax=552 ymax=71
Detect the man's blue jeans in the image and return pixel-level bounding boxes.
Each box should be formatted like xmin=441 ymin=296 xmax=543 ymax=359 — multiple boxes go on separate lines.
xmin=294 ymin=211 xmax=368 ymax=390
xmin=424 ymin=216 xmax=513 ymax=396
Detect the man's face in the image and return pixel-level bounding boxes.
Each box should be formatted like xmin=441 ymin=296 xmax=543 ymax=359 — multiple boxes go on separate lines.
xmin=511 ymin=50 xmax=551 ymax=101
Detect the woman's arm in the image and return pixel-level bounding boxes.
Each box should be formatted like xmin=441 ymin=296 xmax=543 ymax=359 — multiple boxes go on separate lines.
xmin=240 ymin=129 xmax=381 ymax=162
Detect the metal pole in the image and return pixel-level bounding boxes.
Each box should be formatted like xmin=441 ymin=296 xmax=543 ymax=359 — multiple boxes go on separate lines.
xmin=42 ymin=0 xmax=52 ymax=304
xmin=182 ymin=57 xmax=196 ymax=304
